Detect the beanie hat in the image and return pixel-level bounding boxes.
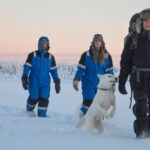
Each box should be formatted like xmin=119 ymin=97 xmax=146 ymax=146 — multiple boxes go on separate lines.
xmin=92 ymin=34 xmax=104 ymax=43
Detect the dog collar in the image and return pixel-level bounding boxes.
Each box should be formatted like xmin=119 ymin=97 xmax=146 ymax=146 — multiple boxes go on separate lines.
xmin=97 ymin=87 xmax=112 ymax=91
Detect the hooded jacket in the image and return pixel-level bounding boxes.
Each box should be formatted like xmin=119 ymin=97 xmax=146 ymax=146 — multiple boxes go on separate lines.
xmin=75 ymin=48 xmax=113 ymax=100
xmin=119 ymin=31 xmax=150 ymax=90
xmin=22 ymin=36 xmax=59 ymax=99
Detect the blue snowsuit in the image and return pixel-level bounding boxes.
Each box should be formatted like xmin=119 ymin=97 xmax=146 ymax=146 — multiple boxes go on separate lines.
xmin=23 ymin=36 xmax=59 ymax=117
xmin=74 ymin=48 xmax=114 ymax=114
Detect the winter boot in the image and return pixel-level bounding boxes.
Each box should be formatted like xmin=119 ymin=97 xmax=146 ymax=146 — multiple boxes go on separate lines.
xmin=26 ymin=98 xmax=38 ymax=112
xmin=37 ymin=98 xmax=49 ymax=117
xmin=80 ymin=105 xmax=89 ymax=117
xmin=134 ymin=118 xmax=150 ymax=139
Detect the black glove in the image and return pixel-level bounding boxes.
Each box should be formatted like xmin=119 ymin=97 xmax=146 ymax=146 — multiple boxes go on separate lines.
xmin=21 ymin=75 xmax=29 ymax=90
xmin=54 ymin=78 xmax=61 ymax=94
xmin=118 ymin=83 xmax=127 ymax=95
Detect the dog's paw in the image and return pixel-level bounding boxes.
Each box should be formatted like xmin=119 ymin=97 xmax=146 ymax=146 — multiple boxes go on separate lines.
xmin=109 ymin=112 xmax=114 ymax=118
xmin=112 ymin=85 xmax=116 ymax=92
xmin=104 ymin=113 xmax=110 ymax=119
xmin=101 ymin=111 xmax=110 ymax=119
xmin=109 ymin=108 xmax=115 ymax=118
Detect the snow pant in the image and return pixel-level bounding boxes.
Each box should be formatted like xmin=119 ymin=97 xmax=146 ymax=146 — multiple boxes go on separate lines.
xmin=132 ymin=89 xmax=150 ymax=137
xmin=27 ymin=84 xmax=50 ymax=117
xmin=27 ymin=97 xmax=49 ymax=117
xmin=80 ymin=82 xmax=97 ymax=115
xmin=80 ymin=99 xmax=93 ymax=114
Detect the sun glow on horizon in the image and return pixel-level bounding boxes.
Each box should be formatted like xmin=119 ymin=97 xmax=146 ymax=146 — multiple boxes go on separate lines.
xmin=0 ymin=0 xmax=149 ymax=67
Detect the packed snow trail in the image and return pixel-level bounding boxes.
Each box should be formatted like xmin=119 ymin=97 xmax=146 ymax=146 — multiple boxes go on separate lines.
xmin=0 ymin=80 xmax=150 ymax=150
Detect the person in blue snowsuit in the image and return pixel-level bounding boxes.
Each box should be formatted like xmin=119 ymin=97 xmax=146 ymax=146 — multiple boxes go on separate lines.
xmin=21 ymin=36 xmax=61 ymax=117
xmin=73 ymin=34 xmax=114 ymax=116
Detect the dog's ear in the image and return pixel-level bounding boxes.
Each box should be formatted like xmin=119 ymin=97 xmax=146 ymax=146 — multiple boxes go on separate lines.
xmin=97 ymin=74 xmax=103 ymax=79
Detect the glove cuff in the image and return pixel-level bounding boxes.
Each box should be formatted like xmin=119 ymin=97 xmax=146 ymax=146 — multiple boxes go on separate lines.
xmin=74 ymin=78 xmax=80 ymax=81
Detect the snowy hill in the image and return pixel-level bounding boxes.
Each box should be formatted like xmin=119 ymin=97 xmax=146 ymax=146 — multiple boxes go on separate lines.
xmin=0 ymin=61 xmax=119 ymax=81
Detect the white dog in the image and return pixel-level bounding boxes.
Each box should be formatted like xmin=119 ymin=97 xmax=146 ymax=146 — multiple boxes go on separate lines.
xmin=76 ymin=74 xmax=118 ymax=133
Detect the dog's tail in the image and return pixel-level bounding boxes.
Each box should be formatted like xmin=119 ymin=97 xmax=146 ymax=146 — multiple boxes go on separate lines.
xmin=76 ymin=117 xmax=86 ymax=129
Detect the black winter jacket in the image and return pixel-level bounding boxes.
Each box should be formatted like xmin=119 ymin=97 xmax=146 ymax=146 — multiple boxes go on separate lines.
xmin=119 ymin=31 xmax=150 ymax=90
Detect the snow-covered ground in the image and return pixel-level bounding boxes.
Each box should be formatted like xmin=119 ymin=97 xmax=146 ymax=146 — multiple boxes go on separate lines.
xmin=0 ymin=62 xmax=149 ymax=149
xmin=0 ymin=78 xmax=150 ymax=150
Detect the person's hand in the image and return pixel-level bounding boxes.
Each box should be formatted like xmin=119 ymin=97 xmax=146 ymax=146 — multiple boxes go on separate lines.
xmin=118 ymin=83 xmax=127 ymax=95
xmin=73 ymin=79 xmax=79 ymax=91
xmin=21 ymin=75 xmax=29 ymax=90
xmin=55 ymin=78 xmax=61 ymax=94
xmin=112 ymin=85 xmax=116 ymax=92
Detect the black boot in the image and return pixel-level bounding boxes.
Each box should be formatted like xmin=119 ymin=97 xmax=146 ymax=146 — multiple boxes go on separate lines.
xmin=134 ymin=118 xmax=150 ymax=139
xmin=148 ymin=116 xmax=150 ymax=137
xmin=132 ymin=90 xmax=149 ymax=138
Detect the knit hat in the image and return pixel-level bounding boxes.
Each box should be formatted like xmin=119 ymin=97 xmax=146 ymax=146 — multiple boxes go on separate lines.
xmin=92 ymin=34 xmax=104 ymax=43
xmin=140 ymin=8 xmax=150 ymax=21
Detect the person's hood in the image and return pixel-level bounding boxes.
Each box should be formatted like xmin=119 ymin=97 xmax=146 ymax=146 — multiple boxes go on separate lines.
xmin=129 ymin=13 xmax=140 ymax=33
xmin=38 ymin=36 xmax=50 ymax=51
xmin=139 ymin=8 xmax=150 ymax=34
xmin=140 ymin=8 xmax=150 ymax=21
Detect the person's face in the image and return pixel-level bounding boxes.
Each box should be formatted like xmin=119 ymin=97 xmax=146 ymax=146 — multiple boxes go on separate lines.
xmin=94 ymin=40 xmax=103 ymax=49
xmin=41 ymin=41 xmax=49 ymax=50
xmin=143 ymin=19 xmax=150 ymax=31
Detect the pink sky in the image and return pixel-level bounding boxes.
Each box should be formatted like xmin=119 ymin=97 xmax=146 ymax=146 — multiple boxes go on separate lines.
xmin=0 ymin=0 xmax=150 ymax=66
